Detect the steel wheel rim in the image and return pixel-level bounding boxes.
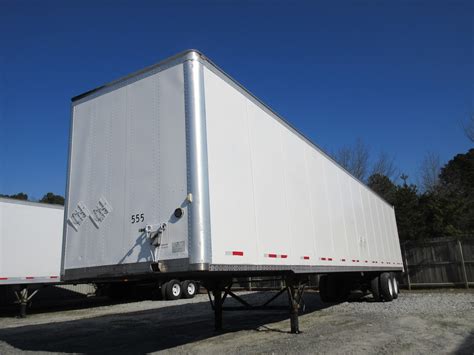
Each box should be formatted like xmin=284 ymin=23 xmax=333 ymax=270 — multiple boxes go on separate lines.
xmin=388 ymin=278 xmax=393 ymax=296
xmin=172 ymin=284 xmax=181 ymax=296
xmin=393 ymin=279 xmax=398 ymax=294
xmin=187 ymin=283 xmax=195 ymax=295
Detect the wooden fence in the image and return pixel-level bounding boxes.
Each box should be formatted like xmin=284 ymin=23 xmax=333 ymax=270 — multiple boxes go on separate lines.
xmin=401 ymin=237 xmax=473 ymax=289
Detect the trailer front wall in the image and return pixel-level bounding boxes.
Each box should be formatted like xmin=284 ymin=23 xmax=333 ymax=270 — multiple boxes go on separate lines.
xmin=64 ymin=64 xmax=189 ymax=273
xmin=0 ymin=199 xmax=63 ymax=283
xmin=203 ymin=67 xmax=403 ymax=270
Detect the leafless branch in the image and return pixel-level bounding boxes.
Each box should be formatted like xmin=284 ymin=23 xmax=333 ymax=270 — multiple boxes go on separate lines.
xmin=461 ymin=115 xmax=474 ymax=142
xmin=371 ymin=152 xmax=398 ymax=181
xmin=419 ymin=152 xmax=441 ymax=193
xmin=334 ymin=139 xmax=370 ymax=181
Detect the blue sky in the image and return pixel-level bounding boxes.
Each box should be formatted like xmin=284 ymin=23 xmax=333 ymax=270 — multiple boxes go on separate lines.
xmin=0 ymin=0 xmax=472 ymax=199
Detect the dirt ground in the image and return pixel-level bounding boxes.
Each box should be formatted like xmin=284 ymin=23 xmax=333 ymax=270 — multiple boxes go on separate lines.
xmin=0 ymin=289 xmax=473 ymax=354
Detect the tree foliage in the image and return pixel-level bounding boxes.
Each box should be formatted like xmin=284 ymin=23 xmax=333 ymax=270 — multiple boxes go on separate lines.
xmin=39 ymin=192 xmax=65 ymax=205
xmin=367 ymin=148 xmax=474 ymax=241
xmin=0 ymin=192 xmax=28 ymax=200
xmin=0 ymin=192 xmax=65 ymax=205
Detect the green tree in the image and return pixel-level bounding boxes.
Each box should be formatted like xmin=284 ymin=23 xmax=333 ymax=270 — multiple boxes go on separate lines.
xmin=367 ymin=173 xmax=397 ymax=205
xmin=0 ymin=192 xmax=28 ymax=200
xmin=39 ymin=192 xmax=65 ymax=205
xmin=393 ymin=177 xmax=423 ymax=241
xmin=437 ymin=148 xmax=474 ymax=235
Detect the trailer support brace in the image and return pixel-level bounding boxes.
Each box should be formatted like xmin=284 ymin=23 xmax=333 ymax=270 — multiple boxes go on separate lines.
xmin=13 ymin=286 xmax=39 ymax=318
xmin=205 ymin=276 xmax=307 ymax=333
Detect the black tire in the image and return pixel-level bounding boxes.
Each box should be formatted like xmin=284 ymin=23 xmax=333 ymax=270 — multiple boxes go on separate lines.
xmin=165 ymin=279 xmax=182 ymax=300
xmin=391 ymin=274 xmax=399 ymax=300
xmin=181 ymin=280 xmax=198 ymax=299
xmin=380 ymin=272 xmax=394 ymax=302
xmin=160 ymin=281 xmax=168 ymax=300
xmin=319 ymin=275 xmax=330 ymax=302
xmin=371 ymin=275 xmax=381 ymax=302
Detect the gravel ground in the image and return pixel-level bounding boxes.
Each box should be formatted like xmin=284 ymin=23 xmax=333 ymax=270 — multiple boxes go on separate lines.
xmin=0 ymin=289 xmax=473 ymax=354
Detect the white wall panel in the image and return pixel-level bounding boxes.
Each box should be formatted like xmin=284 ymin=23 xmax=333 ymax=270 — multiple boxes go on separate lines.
xmin=0 ymin=200 xmax=63 ymax=283
xmin=204 ymin=66 xmax=402 ymax=268
xmin=204 ymin=71 xmax=258 ymax=265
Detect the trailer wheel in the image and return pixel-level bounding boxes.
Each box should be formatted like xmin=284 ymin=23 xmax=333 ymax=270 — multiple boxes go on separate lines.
xmin=165 ymin=279 xmax=182 ymax=300
xmin=391 ymin=274 xmax=399 ymax=300
xmin=370 ymin=275 xmax=381 ymax=302
xmin=181 ymin=280 xmax=198 ymax=299
xmin=380 ymin=272 xmax=394 ymax=302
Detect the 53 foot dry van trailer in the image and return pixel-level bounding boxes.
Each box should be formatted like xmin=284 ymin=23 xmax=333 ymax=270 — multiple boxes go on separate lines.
xmin=0 ymin=198 xmax=64 ymax=316
xmin=62 ymin=50 xmax=403 ymax=333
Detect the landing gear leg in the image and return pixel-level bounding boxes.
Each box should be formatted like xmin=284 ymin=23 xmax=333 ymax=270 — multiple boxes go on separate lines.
xmin=286 ymin=276 xmax=307 ymax=334
xmin=14 ymin=286 xmax=38 ymax=318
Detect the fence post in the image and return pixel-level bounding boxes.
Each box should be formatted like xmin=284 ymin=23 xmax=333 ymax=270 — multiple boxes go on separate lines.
xmin=458 ymin=240 xmax=469 ymax=289
xmin=403 ymin=244 xmax=411 ymax=290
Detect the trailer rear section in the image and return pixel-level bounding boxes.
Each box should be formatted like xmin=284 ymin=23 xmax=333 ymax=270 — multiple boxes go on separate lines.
xmin=0 ymin=198 xmax=64 ymax=316
xmin=62 ymin=50 xmax=404 ymax=332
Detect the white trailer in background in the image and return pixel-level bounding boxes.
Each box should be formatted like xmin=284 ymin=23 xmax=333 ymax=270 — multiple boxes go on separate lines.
xmin=0 ymin=198 xmax=63 ymax=316
xmin=63 ymin=50 xmax=403 ymax=333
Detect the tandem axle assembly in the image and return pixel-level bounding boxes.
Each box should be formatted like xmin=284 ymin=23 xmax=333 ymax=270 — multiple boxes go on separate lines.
xmin=204 ymin=275 xmax=307 ymax=334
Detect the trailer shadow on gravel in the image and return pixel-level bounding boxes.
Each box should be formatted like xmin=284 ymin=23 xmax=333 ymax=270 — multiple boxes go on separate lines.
xmin=0 ymin=291 xmax=336 ymax=354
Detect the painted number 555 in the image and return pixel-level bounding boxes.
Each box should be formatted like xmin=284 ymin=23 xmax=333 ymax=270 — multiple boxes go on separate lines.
xmin=131 ymin=213 xmax=144 ymax=224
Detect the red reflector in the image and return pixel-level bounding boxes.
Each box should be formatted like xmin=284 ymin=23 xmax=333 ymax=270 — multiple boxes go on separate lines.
xmin=303 ymin=256 xmax=310 ymax=260
xmin=341 ymin=258 xmax=346 ymax=262
xmin=232 ymin=251 xmax=244 ymax=256
xmin=320 ymin=257 xmax=327 ymax=261
xmin=26 ymin=277 xmax=34 ymax=280
xmin=50 ymin=276 xmax=59 ymax=279
xmin=268 ymin=253 xmax=277 ymax=258
xmin=365 ymin=260 xmax=368 ymax=263
xmin=352 ymin=260 xmax=356 ymax=262
xmin=328 ymin=258 xmax=333 ymax=261
xmin=281 ymin=254 xmax=288 ymax=259
xmin=0 ymin=278 xmax=8 ymax=280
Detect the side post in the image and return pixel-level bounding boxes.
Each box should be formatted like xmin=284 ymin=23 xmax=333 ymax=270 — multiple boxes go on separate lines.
xmin=458 ymin=239 xmax=469 ymax=289
xmin=403 ymin=244 xmax=411 ymax=290
xmin=213 ymin=288 xmax=223 ymax=331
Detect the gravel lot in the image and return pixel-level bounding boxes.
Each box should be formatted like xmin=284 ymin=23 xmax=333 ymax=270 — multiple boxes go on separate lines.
xmin=0 ymin=289 xmax=473 ymax=354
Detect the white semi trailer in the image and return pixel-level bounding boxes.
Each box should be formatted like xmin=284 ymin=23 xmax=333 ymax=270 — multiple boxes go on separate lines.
xmin=0 ymin=198 xmax=196 ymax=317
xmin=62 ymin=50 xmax=403 ymax=333
xmin=0 ymin=198 xmax=64 ymax=316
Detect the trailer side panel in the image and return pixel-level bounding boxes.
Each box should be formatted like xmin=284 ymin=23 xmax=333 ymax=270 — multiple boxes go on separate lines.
xmin=203 ymin=66 xmax=403 ymax=270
